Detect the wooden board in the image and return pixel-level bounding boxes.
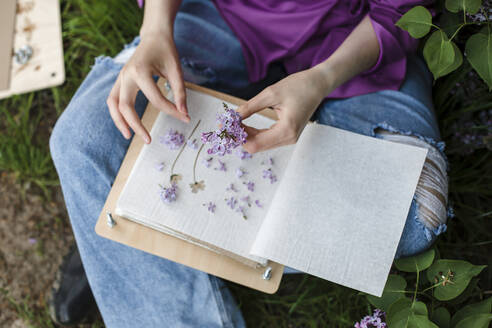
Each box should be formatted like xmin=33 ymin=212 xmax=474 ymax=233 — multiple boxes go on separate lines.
xmin=0 ymin=0 xmax=65 ymax=99
xmin=95 ymin=79 xmax=283 ymax=294
xmin=0 ymin=0 xmax=17 ymax=90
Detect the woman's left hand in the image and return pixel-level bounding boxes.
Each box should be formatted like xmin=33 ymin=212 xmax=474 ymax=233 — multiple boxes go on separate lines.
xmin=237 ymin=67 xmax=332 ymax=153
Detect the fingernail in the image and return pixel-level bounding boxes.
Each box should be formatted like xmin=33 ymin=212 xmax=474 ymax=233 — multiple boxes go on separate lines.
xmin=144 ymin=135 xmax=150 ymax=144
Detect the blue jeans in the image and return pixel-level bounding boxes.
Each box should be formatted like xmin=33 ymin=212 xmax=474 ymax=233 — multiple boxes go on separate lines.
xmin=49 ymin=0 xmax=448 ymax=326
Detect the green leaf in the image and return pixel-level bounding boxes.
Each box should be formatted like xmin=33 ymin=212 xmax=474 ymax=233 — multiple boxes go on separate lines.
xmin=396 ymin=6 xmax=433 ymax=38
xmin=388 ymin=299 xmax=428 ymax=327
xmin=366 ymin=274 xmax=407 ymax=312
xmin=424 ymin=30 xmax=462 ymax=79
xmin=394 ymin=314 xmax=440 ymax=328
xmin=395 ymin=248 xmax=435 ymax=272
xmin=466 ymin=28 xmax=492 ymax=90
xmin=455 ymin=314 xmax=492 ymax=328
xmin=451 ymin=297 xmax=492 ymax=327
xmin=431 ymin=307 xmax=450 ymax=328
xmin=426 ymin=260 xmax=487 ymax=301
xmin=445 ymin=0 xmax=482 ymax=14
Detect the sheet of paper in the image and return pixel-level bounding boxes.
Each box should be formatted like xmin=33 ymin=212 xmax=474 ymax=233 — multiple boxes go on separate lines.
xmin=250 ymin=123 xmax=428 ymax=296
xmin=0 ymin=0 xmax=17 ymax=90
xmin=116 ymin=89 xmax=295 ymax=264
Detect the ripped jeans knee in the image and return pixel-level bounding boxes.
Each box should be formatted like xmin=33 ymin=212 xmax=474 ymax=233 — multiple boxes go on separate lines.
xmin=374 ymin=126 xmax=452 ymax=248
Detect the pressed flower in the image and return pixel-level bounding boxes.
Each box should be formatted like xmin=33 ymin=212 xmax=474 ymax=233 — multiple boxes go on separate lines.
xmin=236 ymin=167 xmax=247 ymax=178
xmin=226 ymin=183 xmax=238 ymax=192
xmin=225 ymin=197 xmax=237 ymax=209
xmin=187 ymin=139 xmax=199 ymax=150
xmin=190 ymin=180 xmax=205 ymax=193
xmin=159 ymin=182 xmax=178 ymax=203
xmin=160 ymin=129 xmax=185 ymax=150
xmin=244 ymin=181 xmax=255 ymax=192
xmin=215 ymin=160 xmax=227 ymax=172
xmin=254 ymin=199 xmax=263 ymax=208
xmin=170 ymin=174 xmax=182 ymax=184
xmin=262 ymin=168 xmax=277 ymax=184
xmin=240 ymin=195 xmax=251 ymax=207
xmin=201 ymin=103 xmax=248 ymax=156
xmin=203 ymin=201 xmax=216 ymax=213
xmin=237 ymin=149 xmax=252 ymax=160
xmin=236 ymin=206 xmax=247 ymax=220
xmin=202 ymin=157 xmax=213 ymax=168
xmin=155 ymin=162 xmax=165 ymax=172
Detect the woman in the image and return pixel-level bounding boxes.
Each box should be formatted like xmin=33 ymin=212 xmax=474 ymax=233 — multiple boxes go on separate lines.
xmin=49 ymin=0 xmax=450 ymax=326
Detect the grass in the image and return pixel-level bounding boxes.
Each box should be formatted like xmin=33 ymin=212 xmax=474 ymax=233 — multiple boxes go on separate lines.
xmin=0 ymin=0 xmax=490 ymax=327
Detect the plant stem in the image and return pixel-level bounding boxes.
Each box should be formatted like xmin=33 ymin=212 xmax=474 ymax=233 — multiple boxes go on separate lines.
xmin=193 ymin=144 xmax=205 ymax=182
xmin=170 ymin=120 xmax=201 ymax=177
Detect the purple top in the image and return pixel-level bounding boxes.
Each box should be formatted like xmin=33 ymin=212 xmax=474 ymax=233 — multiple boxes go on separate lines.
xmin=212 ymin=0 xmax=433 ymax=98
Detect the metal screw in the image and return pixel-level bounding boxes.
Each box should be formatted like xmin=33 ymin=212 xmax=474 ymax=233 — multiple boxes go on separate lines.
xmin=106 ymin=212 xmax=116 ymax=228
xmin=14 ymin=45 xmax=33 ymax=65
xmin=262 ymin=266 xmax=272 ymax=280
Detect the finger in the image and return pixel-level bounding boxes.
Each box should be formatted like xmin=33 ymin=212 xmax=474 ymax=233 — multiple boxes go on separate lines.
xmin=165 ymin=63 xmax=189 ymax=118
xmin=242 ymin=124 xmax=287 ymax=154
xmin=107 ymin=77 xmax=131 ymax=139
xmin=119 ymin=78 xmax=151 ymax=144
xmin=135 ymin=72 xmax=189 ymax=123
xmin=237 ymin=88 xmax=276 ymax=120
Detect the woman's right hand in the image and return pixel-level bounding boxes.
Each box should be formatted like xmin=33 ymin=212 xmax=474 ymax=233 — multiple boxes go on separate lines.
xmin=106 ymin=32 xmax=190 ymax=144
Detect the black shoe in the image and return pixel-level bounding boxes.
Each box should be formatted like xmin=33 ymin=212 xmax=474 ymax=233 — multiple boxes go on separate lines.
xmin=48 ymin=243 xmax=99 ymax=326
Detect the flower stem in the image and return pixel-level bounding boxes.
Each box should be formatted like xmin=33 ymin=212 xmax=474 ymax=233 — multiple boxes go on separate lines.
xmin=170 ymin=120 xmax=201 ymax=177
xmin=193 ymin=144 xmax=205 ymax=182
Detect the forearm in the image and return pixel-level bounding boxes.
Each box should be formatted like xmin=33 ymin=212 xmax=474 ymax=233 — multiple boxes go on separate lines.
xmin=310 ymin=14 xmax=380 ymax=95
xmin=140 ymin=0 xmax=183 ymax=38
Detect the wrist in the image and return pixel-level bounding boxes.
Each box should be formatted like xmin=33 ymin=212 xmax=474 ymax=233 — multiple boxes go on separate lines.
xmin=308 ymin=63 xmax=337 ymax=99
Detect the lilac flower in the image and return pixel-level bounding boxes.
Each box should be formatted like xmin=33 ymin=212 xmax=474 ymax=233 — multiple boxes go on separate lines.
xmin=226 ymin=183 xmax=238 ymax=192
xmin=160 ymin=129 xmax=185 ymax=150
xmin=262 ymin=168 xmax=277 ymax=184
xmin=237 ymin=149 xmax=252 ymax=160
xmin=202 ymin=157 xmax=213 ymax=168
xmin=269 ymin=157 xmax=274 ymax=165
xmin=236 ymin=168 xmax=247 ymax=178
xmin=354 ymin=309 xmax=387 ymax=328
xmin=155 ymin=162 xmax=165 ymax=172
xmin=159 ymin=182 xmax=178 ymax=203
xmin=236 ymin=206 xmax=247 ymax=220
xmin=215 ymin=160 xmax=227 ymax=172
xmin=203 ymin=201 xmax=216 ymax=213
xmin=255 ymin=199 xmax=263 ymax=208
xmin=244 ymin=181 xmax=255 ymax=192
xmin=187 ymin=139 xmax=199 ymax=150
xmin=201 ymin=103 xmax=248 ymax=156
xmin=28 ymin=238 xmax=37 ymax=245
xmin=225 ymin=197 xmax=237 ymax=209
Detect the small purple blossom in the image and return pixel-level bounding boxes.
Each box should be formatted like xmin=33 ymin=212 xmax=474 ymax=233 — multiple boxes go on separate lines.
xmin=244 ymin=181 xmax=255 ymax=192
xmin=236 ymin=206 xmax=247 ymax=220
xmin=237 ymin=149 xmax=252 ymax=160
xmin=254 ymin=199 xmax=263 ymax=208
xmin=155 ymin=162 xmax=165 ymax=172
xmin=269 ymin=157 xmax=274 ymax=165
xmin=202 ymin=157 xmax=213 ymax=168
xmin=203 ymin=201 xmax=216 ymax=213
xmin=354 ymin=309 xmax=387 ymax=328
xmin=215 ymin=160 xmax=227 ymax=172
xmin=225 ymin=197 xmax=237 ymax=209
xmin=201 ymin=103 xmax=248 ymax=156
xmin=160 ymin=129 xmax=185 ymax=150
xmin=187 ymin=139 xmax=199 ymax=150
xmin=159 ymin=182 xmax=178 ymax=203
xmin=28 ymin=238 xmax=37 ymax=245
xmin=236 ymin=168 xmax=247 ymax=178
xmin=262 ymin=168 xmax=277 ymax=184
xmin=226 ymin=183 xmax=238 ymax=192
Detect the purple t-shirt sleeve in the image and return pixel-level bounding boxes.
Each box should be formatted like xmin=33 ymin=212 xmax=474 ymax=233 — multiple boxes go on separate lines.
xmin=330 ymin=0 xmax=433 ymax=98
